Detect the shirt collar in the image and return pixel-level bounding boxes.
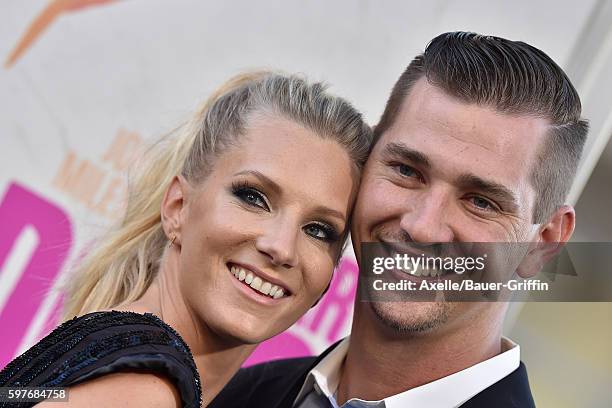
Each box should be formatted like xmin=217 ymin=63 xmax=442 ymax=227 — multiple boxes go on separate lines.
xmin=294 ymin=337 xmax=520 ymax=408
xmin=294 ymin=337 xmax=351 ymax=407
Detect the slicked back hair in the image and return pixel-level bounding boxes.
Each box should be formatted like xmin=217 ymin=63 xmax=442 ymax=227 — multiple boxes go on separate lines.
xmin=375 ymin=32 xmax=588 ymax=223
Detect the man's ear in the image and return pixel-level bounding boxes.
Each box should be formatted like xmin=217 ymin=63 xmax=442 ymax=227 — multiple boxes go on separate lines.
xmin=161 ymin=175 xmax=189 ymax=247
xmin=516 ymin=205 xmax=575 ymax=278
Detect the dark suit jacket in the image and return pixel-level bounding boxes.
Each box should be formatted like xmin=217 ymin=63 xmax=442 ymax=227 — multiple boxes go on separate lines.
xmin=210 ymin=342 xmax=536 ymax=408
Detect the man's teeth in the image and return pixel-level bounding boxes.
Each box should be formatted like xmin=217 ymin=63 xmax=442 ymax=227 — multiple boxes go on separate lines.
xmin=231 ymin=266 xmax=286 ymax=299
xmin=405 ymin=265 xmax=443 ymax=277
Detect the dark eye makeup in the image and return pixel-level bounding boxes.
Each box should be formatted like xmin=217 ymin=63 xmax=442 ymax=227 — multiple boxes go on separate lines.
xmin=303 ymin=222 xmax=340 ymax=243
xmin=230 ymin=180 xmax=341 ymax=244
xmin=231 ymin=180 xmax=270 ymax=211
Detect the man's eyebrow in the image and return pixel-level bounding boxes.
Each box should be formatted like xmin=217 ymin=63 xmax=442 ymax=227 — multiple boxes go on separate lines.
xmin=457 ymin=174 xmax=519 ymax=212
xmin=381 ymin=142 xmax=431 ymax=169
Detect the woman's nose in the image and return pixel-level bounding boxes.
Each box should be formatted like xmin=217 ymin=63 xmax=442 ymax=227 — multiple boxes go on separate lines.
xmin=255 ymin=219 xmax=299 ymax=268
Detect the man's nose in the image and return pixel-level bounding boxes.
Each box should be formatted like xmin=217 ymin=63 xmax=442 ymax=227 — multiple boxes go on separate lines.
xmin=255 ymin=218 xmax=299 ymax=268
xmin=399 ymin=191 xmax=454 ymax=243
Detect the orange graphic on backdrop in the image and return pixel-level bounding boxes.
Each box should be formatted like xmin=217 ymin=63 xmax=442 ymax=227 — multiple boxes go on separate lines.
xmin=5 ymin=0 xmax=119 ymax=68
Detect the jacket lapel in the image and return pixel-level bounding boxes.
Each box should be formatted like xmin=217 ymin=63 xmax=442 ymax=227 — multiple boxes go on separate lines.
xmin=273 ymin=339 xmax=344 ymax=408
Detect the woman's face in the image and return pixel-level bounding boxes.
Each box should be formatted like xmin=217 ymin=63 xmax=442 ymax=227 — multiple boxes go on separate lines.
xmin=166 ymin=116 xmax=358 ymax=343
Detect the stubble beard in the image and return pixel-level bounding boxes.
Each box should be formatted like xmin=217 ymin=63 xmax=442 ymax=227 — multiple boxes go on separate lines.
xmin=369 ymin=300 xmax=454 ymax=334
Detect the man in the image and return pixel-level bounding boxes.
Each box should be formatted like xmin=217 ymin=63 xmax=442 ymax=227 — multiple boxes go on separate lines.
xmin=209 ymin=31 xmax=588 ymax=408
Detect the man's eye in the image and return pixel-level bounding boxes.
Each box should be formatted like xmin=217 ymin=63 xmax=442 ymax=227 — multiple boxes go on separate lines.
xmin=469 ymin=196 xmax=497 ymax=212
xmin=303 ymin=223 xmax=339 ymax=243
xmin=394 ymin=163 xmax=421 ymax=180
xmin=233 ymin=187 xmax=270 ymax=211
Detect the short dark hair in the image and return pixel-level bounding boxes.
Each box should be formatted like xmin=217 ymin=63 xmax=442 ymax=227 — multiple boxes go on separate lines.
xmin=375 ymin=31 xmax=588 ymax=223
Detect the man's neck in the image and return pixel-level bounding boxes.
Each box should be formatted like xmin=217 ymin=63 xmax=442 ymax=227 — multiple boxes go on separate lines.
xmin=336 ymin=303 xmax=503 ymax=405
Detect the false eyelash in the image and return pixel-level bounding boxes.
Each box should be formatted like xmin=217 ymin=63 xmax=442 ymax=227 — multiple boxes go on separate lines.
xmin=230 ymin=180 xmax=255 ymax=193
xmin=230 ymin=180 xmax=270 ymax=210
xmin=230 ymin=180 xmax=263 ymax=199
xmin=308 ymin=222 xmax=341 ymax=243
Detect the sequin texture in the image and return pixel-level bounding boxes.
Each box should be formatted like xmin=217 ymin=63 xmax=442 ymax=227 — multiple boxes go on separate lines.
xmin=0 ymin=311 xmax=202 ymax=408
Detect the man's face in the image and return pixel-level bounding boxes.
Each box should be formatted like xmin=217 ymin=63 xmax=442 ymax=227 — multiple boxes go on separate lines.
xmin=351 ymin=78 xmax=550 ymax=333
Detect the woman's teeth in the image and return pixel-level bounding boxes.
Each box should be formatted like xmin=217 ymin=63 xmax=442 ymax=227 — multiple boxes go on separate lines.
xmin=231 ymin=266 xmax=286 ymax=299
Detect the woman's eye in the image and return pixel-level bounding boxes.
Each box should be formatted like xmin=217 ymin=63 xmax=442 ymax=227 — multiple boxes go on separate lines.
xmin=303 ymin=224 xmax=338 ymax=243
xmin=234 ymin=187 xmax=269 ymax=211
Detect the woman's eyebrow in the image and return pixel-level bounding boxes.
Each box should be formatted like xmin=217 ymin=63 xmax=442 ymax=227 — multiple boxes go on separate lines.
xmin=233 ymin=170 xmax=281 ymax=194
xmin=311 ymin=205 xmax=346 ymax=225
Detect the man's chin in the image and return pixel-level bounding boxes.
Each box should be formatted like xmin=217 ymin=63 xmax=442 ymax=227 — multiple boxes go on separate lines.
xmin=368 ymin=300 xmax=453 ymax=334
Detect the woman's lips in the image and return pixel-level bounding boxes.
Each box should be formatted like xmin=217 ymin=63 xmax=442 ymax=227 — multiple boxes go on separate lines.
xmin=227 ymin=263 xmax=288 ymax=299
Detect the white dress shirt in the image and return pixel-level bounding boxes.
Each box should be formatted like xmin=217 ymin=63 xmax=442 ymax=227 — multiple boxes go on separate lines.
xmin=294 ymin=337 xmax=520 ymax=408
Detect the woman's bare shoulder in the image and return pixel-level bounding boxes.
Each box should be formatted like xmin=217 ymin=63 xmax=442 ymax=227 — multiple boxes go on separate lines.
xmin=35 ymin=372 xmax=182 ymax=407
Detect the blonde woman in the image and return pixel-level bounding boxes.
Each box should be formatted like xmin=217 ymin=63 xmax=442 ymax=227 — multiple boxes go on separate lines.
xmin=0 ymin=72 xmax=372 ymax=407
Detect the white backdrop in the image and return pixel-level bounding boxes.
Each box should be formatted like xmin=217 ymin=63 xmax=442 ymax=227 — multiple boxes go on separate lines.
xmin=1 ymin=1 xmax=607 ymax=406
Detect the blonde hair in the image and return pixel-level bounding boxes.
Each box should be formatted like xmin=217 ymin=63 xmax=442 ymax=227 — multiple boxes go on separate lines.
xmin=63 ymin=71 xmax=372 ymax=319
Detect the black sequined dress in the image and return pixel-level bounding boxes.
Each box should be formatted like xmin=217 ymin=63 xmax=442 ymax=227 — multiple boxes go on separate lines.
xmin=0 ymin=311 xmax=202 ymax=407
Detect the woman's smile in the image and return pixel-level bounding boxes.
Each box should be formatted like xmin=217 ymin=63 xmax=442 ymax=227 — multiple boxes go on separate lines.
xmin=170 ymin=115 xmax=359 ymax=344
xmin=227 ymin=262 xmax=290 ymax=301
xmin=23 ymin=71 xmax=372 ymax=407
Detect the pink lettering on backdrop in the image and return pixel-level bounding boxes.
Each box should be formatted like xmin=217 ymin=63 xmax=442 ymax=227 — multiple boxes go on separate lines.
xmin=0 ymin=182 xmax=73 ymax=368
xmin=244 ymin=258 xmax=359 ymax=366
